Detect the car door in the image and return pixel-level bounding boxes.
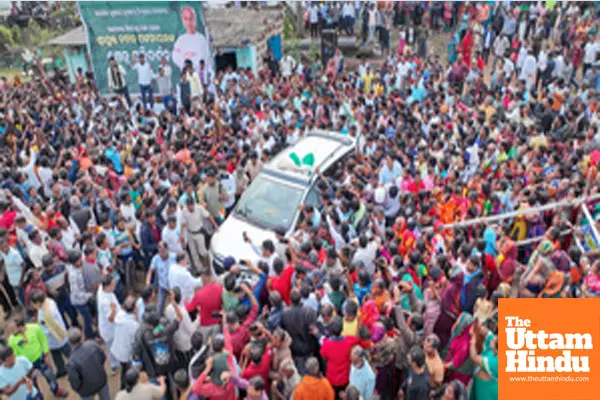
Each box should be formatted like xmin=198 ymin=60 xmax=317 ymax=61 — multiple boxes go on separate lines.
xmin=303 ymin=185 xmax=321 ymax=210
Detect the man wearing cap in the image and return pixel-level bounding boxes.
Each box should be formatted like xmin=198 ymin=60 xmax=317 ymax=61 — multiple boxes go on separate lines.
xmin=202 ymin=168 xmax=228 ymax=225
xmin=180 ymin=196 xmax=217 ymax=272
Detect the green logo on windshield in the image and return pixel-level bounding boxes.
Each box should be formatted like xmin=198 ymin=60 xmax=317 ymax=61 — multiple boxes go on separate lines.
xmin=289 ymin=152 xmax=315 ymax=168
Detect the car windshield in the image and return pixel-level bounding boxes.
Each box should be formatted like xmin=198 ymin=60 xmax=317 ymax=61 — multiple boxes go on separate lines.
xmin=233 ymin=175 xmax=304 ymax=231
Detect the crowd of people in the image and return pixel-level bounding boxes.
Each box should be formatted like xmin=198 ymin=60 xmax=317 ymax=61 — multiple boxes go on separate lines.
xmin=0 ymin=1 xmax=600 ymax=400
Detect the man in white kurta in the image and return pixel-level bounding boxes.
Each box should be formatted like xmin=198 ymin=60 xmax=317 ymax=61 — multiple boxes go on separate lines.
xmin=97 ymin=275 xmax=121 ymax=373
xmin=172 ymin=6 xmax=211 ymax=74
xmin=168 ymin=253 xmax=203 ymax=304
xmin=520 ymin=51 xmax=537 ymax=90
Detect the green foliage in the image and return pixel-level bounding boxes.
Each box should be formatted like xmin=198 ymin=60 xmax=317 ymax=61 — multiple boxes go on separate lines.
xmin=10 ymin=25 xmax=21 ymax=45
xmin=307 ymin=41 xmax=320 ymax=59
xmin=284 ymin=41 xmax=302 ymax=64
xmin=51 ymin=2 xmax=81 ymax=30
xmin=0 ymin=25 xmax=15 ymax=50
xmin=11 ymin=2 xmax=81 ymax=49
xmin=2 ymin=4 xmax=80 ymax=69
xmin=283 ymin=15 xmax=298 ymax=41
xmin=20 ymin=19 xmax=55 ymax=49
xmin=21 ymin=19 xmax=41 ymax=48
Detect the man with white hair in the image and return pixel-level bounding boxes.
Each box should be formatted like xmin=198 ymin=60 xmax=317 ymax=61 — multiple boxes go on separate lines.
xmin=349 ymin=346 xmax=375 ymax=400
xmin=172 ymin=5 xmax=211 ymax=74
xmin=272 ymin=357 xmax=301 ymax=399
xmin=293 ymin=357 xmax=335 ymax=399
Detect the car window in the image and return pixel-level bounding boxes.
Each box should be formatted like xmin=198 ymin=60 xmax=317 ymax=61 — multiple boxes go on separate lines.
xmin=233 ymin=175 xmax=304 ymax=231
xmin=323 ymin=150 xmax=352 ymax=179
xmin=304 ymin=186 xmax=320 ymax=210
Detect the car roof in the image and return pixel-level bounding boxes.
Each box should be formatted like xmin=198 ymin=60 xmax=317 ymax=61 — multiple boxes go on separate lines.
xmin=268 ymin=130 xmax=355 ymax=183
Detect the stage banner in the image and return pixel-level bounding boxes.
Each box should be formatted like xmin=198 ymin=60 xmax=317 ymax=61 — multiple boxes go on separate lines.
xmin=78 ymin=1 xmax=211 ymax=94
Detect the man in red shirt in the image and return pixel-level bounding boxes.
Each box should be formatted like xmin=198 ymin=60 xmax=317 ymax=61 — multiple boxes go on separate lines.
xmin=192 ymin=319 xmax=245 ymax=400
xmin=241 ymin=344 xmax=273 ymax=392
xmin=0 ymin=200 xmax=16 ymax=230
xmin=40 ymin=206 xmax=63 ymax=233
xmin=319 ymin=316 xmax=360 ymax=397
xmin=269 ymin=259 xmax=294 ymax=305
xmin=226 ymin=282 xmax=259 ymax=359
xmin=186 ymin=269 xmax=223 ymax=342
xmin=0 ymin=199 xmax=17 ymax=246
xmin=407 ymin=174 xmax=426 ymax=194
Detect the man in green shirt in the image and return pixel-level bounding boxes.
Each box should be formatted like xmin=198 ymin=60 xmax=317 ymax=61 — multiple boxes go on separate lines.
xmin=7 ymin=317 xmax=69 ymax=398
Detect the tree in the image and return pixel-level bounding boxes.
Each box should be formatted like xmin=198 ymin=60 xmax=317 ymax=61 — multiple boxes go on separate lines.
xmin=0 ymin=25 xmax=15 ymax=52
xmin=10 ymin=25 xmax=21 ymax=45
xmin=282 ymin=2 xmax=305 ymax=37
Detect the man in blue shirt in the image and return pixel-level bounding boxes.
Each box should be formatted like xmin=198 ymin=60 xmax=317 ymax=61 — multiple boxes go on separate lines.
xmin=104 ymin=145 xmax=122 ymax=174
xmin=145 ymin=242 xmax=175 ymax=314
xmin=349 ymin=346 xmax=376 ymax=400
xmin=0 ymin=345 xmax=39 ymax=400
xmin=378 ymin=154 xmax=403 ymax=185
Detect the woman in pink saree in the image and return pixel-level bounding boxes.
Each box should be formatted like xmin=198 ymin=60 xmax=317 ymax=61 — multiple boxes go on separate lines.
xmin=443 ymin=312 xmax=475 ymax=386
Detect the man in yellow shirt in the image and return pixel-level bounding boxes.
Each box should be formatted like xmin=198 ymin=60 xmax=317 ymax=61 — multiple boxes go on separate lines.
xmin=362 ymin=66 xmax=375 ymax=94
xmin=479 ymin=97 xmax=496 ymax=125
xmin=529 ymin=129 xmax=548 ymax=149
xmin=7 ymin=317 xmax=69 ymax=397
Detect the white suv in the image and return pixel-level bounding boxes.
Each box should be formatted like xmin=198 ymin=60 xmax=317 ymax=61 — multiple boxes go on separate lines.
xmin=210 ymin=130 xmax=356 ymax=274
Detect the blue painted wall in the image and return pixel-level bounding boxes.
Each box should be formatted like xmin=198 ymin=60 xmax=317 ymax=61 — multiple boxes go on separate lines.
xmin=63 ymin=46 xmax=89 ymax=83
xmin=267 ymin=35 xmax=282 ymax=60
xmin=236 ymin=45 xmax=257 ymax=74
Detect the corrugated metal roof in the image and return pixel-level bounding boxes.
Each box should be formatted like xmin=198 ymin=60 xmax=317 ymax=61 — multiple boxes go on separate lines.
xmin=48 ymin=25 xmax=86 ymax=46
xmin=205 ymin=7 xmax=283 ymax=48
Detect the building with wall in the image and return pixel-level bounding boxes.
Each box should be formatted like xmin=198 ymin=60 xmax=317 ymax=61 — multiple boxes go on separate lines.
xmin=48 ymin=25 xmax=89 ymax=83
xmin=49 ymin=6 xmax=284 ymax=83
xmin=206 ymin=7 xmax=283 ymax=74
